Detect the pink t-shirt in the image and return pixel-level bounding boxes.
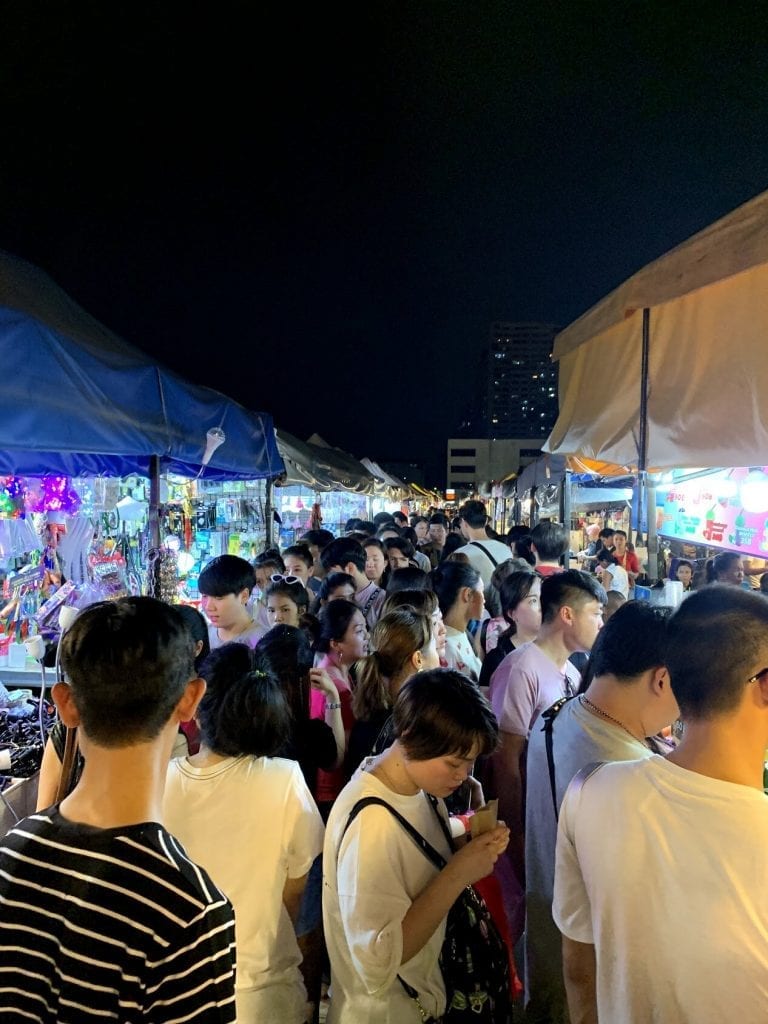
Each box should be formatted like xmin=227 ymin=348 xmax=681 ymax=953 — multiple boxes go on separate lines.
xmin=489 ymin=641 xmax=580 ymax=738
xmin=310 ymin=655 xmax=355 ymax=804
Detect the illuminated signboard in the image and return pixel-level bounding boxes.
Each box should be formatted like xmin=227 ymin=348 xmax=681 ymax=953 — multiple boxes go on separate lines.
xmin=657 ymin=467 xmax=768 ymax=559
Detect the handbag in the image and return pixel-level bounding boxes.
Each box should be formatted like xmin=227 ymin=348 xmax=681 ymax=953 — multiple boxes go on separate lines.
xmin=343 ymin=795 xmax=510 ymax=1023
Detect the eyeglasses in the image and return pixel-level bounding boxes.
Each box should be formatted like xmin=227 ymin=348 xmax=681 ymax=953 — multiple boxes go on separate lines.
xmin=270 ymin=574 xmax=301 ymax=585
xmin=747 ymin=667 xmax=768 ymax=684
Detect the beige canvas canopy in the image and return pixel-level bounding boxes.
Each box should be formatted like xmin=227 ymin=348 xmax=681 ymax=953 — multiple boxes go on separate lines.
xmin=544 ymin=188 xmax=768 ymax=470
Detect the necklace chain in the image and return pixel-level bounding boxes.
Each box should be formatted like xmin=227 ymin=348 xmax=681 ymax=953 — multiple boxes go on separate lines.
xmin=580 ymin=694 xmax=647 ymax=746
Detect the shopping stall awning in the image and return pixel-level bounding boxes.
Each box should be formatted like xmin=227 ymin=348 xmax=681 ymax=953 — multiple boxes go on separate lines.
xmin=0 ymin=252 xmax=283 ymax=480
xmin=544 ymin=188 xmax=768 ymax=470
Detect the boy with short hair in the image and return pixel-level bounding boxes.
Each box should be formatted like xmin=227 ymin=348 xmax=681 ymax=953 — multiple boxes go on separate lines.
xmin=0 ymin=596 xmax=237 ymax=1022
xmin=198 ymin=553 xmax=264 ymax=649
xmin=320 ymin=538 xmax=386 ymax=628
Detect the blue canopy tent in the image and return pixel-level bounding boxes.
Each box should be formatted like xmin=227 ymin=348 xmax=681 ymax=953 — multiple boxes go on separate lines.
xmin=0 ymin=251 xmax=283 ymax=480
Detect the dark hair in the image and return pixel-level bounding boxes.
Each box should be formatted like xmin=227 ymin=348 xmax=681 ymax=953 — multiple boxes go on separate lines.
xmin=665 ymin=586 xmax=768 ymax=719
xmin=256 ymin=624 xmax=314 ymax=723
xmin=196 ymin=644 xmax=290 ymax=757
xmin=393 ymin=669 xmax=499 ymax=761
xmin=458 ymin=500 xmax=488 ymax=529
xmin=413 ymin=516 xmax=428 ymax=528
xmin=540 ymin=569 xmax=606 ymax=623
xmin=302 ymin=528 xmax=334 ymax=550
xmin=586 ymin=602 xmax=669 ymax=681
xmin=428 ymin=513 xmax=447 ymax=526
xmin=253 ymin=554 xmax=285 ymax=574
xmin=598 ymin=552 xmax=618 ymax=566
xmin=317 ymin=571 xmax=356 ymax=601
xmin=613 ymin=530 xmax=627 ymax=540
xmin=373 ymin=511 xmax=396 ymax=527
xmin=400 ymin=526 xmax=419 ymax=547
xmin=386 ymin=567 xmax=430 ymax=593
xmin=198 ymin=554 xmax=255 ymax=597
xmin=381 ymin=589 xmax=439 ymax=619
xmin=384 ymin=536 xmax=415 ymax=560
xmin=283 ymin=544 xmax=314 ymax=570
xmin=440 ymin=533 xmax=466 ymax=560
xmin=315 ymin=599 xmax=362 ymax=653
xmin=675 ymin=559 xmax=694 ymax=573
xmin=320 ymin=538 xmax=366 ymax=574
xmin=499 ymin=570 xmax=539 ymax=631
xmin=375 ymin=524 xmax=402 ymax=540
xmin=362 ymin=537 xmax=385 ymax=554
xmin=598 ymin=528 xmax=615 ymax=541
xmin=176 ymin=604 xmax=211 ymax=671
xmin=393 ymin=511 xmax=408 ymax=526
xmin=353 ymin=608 xmax=433 ymax=720
xmin=60 ymin=597 xmax=195 ymax=747
xmin=266 ymin=578 xmax=310 ymax=614
xmin=506 ymin=525 xmax=535 ymax=566
xmin=705 ymin=551 xmax=741 ymax=584
xmin=761 ymin=574 xmax=768 ymax=595
xmin=431 ymin=560 xmax=481 ymax=616
xmin=356 ymin=520 xmax=377 ymax=537
xmin=531 ymin=521 xmax=569 ymax=562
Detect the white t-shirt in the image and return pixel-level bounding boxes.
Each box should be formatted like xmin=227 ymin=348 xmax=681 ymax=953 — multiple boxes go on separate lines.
xmin=163 ymin=755 xmax=324 ymax=1024
xmin=601 ymin=562 xmax=629 ymax=598
xmin=524 ymin=697 xmax=650 ymax=1019
xmin=455 ymin=539 xmax=512 ymax=589
xmin=323 ymin=765 xmax=452 ymax=1024
xmin=207 ymin=618 xmax=265 ymax=651
xmin=553 ymin=755 xmax=768 ymax=1023
xmin=443 ymin=625 xmax=482 ymax=683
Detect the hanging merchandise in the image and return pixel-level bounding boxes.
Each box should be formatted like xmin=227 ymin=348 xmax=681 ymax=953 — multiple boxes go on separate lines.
xmin=147 ymin=547 xmax=179 ymax=603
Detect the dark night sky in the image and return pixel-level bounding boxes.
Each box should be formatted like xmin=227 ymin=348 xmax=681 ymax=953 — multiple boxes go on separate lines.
xmin=2 ymin=2 xmax=768 ymax=485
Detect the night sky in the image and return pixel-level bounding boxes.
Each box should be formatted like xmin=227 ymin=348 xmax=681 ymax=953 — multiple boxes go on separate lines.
xmin=2 ymin=3 xmax=768 ymax=486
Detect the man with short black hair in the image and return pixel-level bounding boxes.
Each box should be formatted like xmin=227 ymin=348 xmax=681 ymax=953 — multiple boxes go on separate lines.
xmin=530 ymin=520 xmax=569 ymax=576
xmin=455 ymin=499 xmax=513 ymax=589
xmin=422 ymin=513 xmax=449 ymax=569
xmin=525 ymin=603 xmax=677 ymax=1022
xmin=0 ymin=597 xmax=236 ymax=1021
xmin=488 ymin=571 xmax=605 ymax=937
xmin=554 ymin=586 xmax=768 ymax=1022
xmin=321 ymin=537 xmax=386 ymax=627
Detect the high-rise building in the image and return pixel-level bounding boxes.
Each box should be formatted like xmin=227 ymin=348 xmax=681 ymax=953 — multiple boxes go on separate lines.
xmin=485 ymin=322 xmax=559 ymax=438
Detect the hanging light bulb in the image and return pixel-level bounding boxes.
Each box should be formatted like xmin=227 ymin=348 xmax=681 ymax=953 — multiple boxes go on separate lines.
xmin=202 ymin=427 xmax=226 ymax=466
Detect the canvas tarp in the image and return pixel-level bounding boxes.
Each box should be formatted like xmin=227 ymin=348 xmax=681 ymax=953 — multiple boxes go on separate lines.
xmin=0 ymin=251 xmax=283 ymax=480
xmin=544 ymin=189 xmax=768 ymax=470
xmin=275 ymin=430 xmax=377 ymax=493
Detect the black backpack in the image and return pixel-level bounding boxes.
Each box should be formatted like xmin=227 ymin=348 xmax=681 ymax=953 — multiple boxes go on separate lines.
xmin=342 ymin=794 xmax=510 ymax=1022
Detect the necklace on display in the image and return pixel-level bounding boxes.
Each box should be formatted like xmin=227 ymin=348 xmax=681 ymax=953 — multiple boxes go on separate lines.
xmin=579 ymin=694 xmax=648 ymax=747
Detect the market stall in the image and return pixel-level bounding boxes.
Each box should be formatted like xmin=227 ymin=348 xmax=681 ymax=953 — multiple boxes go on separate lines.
xmin=543 ymin=188 xmax=768 ymax=577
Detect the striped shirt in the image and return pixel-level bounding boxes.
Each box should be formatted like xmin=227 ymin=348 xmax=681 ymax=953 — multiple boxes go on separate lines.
xmin=0 ymin=809 xmax=236 ymax=1022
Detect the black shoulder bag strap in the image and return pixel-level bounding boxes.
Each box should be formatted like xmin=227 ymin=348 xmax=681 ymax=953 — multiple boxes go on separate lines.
xmin=470 ymin=540 xmax=499 ymax=568
xmin=540 ymin=696 xmax=571 ymax=822
xmin=341 ymin=795 xmax=448 ymax=869
xmin=340 ymin=795 xmax=448 ymax=1015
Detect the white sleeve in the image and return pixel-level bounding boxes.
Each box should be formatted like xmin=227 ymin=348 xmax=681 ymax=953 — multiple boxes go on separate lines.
xmin=552 ymin=781 xmax=594 ymax=943
xmin=335 ymin=804 xmax=428 ymax=995
xmin=282 ymin=762 xmax=325 ymax=879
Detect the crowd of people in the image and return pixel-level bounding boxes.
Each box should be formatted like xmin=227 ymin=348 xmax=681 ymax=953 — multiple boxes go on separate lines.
xmin=0 ymin=500 xmax=766 ymax=1023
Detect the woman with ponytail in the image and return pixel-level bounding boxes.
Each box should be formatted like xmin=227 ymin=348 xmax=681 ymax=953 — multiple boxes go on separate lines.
xmin=163 ymin=643 xmax=324 ymax=1024
xmin=346 ymin=607 xmax=440 ymax=772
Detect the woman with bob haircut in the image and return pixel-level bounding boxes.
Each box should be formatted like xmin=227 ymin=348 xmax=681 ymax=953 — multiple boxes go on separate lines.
xmin=163 ymin=643 xmax=325 ymax=1024
xmin=324 ymin=669 xmax=509 ymax=1023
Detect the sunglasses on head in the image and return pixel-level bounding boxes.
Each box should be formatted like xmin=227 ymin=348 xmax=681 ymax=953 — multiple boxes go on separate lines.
xmin=270 ymin=573 xmax=301 ymax=585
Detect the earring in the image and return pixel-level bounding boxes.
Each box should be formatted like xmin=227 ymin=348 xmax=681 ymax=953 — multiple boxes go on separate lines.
xmin=338 ymin=649 xmax=344 ymax=665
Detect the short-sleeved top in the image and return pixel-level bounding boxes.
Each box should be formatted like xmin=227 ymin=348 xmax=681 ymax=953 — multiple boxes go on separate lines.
xmin=164 ymin=755 xmax=324 ymax=1022
xmin=0 ymin=809 xmax=236 ymax=1022
xmin=455 ymin=539 xmax=512 ymax=589
xmin=207 ymin=619 xmax=265 ymax=651
xmin=323 ymin=766 xmax=452 ymax=1023
xmin=443 ymin=625 xmax=482 ymax=683
xmin=489 ymin=641 xmax=580 ymax=737
xmin=553 ymin=756 xmax=768 ymax=1023
xmin=355 ymin=581 xmax=386 ymax=629
xmin=524 ymin=697 xmax=650 ymax=1016
xmin=614 ymin=549 xmax=640 ymax=576
xmin=602 ymin=562 xmax=630 ymax=598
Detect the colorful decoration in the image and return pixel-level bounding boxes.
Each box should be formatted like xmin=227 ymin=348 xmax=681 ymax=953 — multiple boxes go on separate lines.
xmin=23 ymin=476 xmax=81 ymax=515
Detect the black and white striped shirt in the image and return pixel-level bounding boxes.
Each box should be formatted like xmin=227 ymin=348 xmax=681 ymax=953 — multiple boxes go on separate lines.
xmin=0 ymin=809 xmax=237 ymax=1022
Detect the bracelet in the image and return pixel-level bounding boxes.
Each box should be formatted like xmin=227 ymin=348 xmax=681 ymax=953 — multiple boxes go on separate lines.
xmin=325 ymin=700 xmax=342 ymax=710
